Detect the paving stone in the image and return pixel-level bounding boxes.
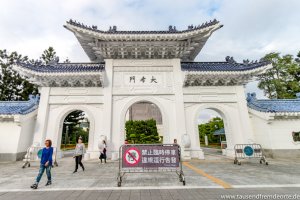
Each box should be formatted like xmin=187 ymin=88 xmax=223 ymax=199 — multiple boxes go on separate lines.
xmin=1 ymin=152 xmax=300 ymax=199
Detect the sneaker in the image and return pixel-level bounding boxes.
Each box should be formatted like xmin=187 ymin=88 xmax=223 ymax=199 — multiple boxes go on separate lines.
xmin=73 ymin=170 xmax=77 ymax=173
xmin=31 ymin=183 xmax=38 ymax=189
xmin=45 ymin=181 xmax=52 ymax=186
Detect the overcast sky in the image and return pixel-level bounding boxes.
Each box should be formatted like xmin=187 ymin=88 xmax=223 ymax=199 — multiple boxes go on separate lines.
xmin=1 ymin=0 xmax=299 ymax=122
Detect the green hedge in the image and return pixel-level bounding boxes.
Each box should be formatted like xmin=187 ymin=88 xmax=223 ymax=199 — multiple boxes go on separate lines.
xmin=125 ymin=119 xmax=160 ymax=144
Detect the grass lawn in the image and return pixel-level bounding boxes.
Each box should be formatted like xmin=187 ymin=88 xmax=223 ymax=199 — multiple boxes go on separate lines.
xmin=200 ymin=143 xmax=222 ymax=149
xmin=60 ymin=143 xmax=88 ymax=151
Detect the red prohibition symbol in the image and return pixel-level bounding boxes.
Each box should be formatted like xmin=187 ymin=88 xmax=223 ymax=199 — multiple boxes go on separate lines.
xmin=124 ymin=147 xmax=141 ymax=165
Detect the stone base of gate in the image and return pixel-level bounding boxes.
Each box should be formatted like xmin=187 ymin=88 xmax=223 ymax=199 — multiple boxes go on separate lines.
xmin=83 ymin=153 xmax=90 ymax=160
xmin=85 ymin=151 xmax=100 ymax=160
xmin=57 ymin=151 xmax=63 ymax=159
xmin=185 ymin=147 xmax=205 ymax=160
xmin=224 ymin=148 xmax=235 ymax=158
xmin=111 ymin=152 xmax=119 ymax=161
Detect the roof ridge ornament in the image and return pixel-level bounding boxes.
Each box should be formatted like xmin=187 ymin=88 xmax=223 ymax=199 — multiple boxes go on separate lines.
xmin=168 ymin=25 xmax=177 ymax=32
xmin=108 ymin=26 xmax=117 ymax=32
xmin=33 ymin=60 xmax=43 ymax=66
xmin=225 ymin=56 xmax=236 ymax=64
xmin=48 ymin=56 xmax=60 ymax=66
xmin=243 ymin=59 xmax=250 ymax=65
xmin=247 ymin=93 xmax=257 ymax=101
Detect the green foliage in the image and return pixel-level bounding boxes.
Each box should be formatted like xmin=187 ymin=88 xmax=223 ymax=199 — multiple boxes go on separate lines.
xmin=198 ymin=117 xmax=224 ymax=143
xmin=64 ymin=110 xmax=85 ymax=125
xmin=61 ymin=111 xmax=89 ymax=145
xmin=258 ymin=52 xmax=300 ymax=99
xmin=292 ymin=131 xmax=300 ymax=142
xmin=0 ymin=49 xmax=38 ymax=101
xmin=125 ymin=119 xmax=160 ymax=144
xmin=41 ymin=47 xmax=57 ymax=64
xmin=0 ymin=46 xmax=61 ymax=101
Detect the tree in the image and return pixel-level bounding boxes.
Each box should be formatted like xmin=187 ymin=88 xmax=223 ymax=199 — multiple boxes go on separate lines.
xmin=64 ymin=110 xmax=85 ymax=125
xmin=0 ymin=49 xmax=38 ymax=101
xmin=62 ymin=111 xmax=87 ymax=145
xmin=0 ymin=47 xmax=61 ymax=101
xmin=41 ymin=47 xmax=57 ymax=64
xmin=125 ymin=119 xmax=160 ymax=144
xmin=295 ymin=51 xmax=300 ymax=64
xmin=198 ymin=117 xmax=224 ymax=144
xmin=257 ymin=52 xmax=300 ymax=99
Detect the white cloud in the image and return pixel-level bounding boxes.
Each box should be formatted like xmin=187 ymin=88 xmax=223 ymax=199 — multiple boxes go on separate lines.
xmin=0 ymin=0 xmax=299 ymax=96
xmin=200 ymin=0 xmax=300 ymax=62
xmin=197 ymin=109 xmax=221 ymax=124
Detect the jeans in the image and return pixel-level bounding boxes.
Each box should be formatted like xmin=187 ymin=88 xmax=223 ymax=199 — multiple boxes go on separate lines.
xmin=75 ymin=155 xmax=84 ymax=170
xmin=36 ymin=164 xmax=51 ymax=183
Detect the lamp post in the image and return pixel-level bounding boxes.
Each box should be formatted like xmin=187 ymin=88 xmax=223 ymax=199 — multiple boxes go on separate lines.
xmin=63 ymin=121 xmax=72 ymax=150
xmin=65 ymin=125 xmax=68 ymax=149
xmin=86 ymin=120 xmax=90 ymax=146
xmin=215 ymin=124 xmax=221 ymax=143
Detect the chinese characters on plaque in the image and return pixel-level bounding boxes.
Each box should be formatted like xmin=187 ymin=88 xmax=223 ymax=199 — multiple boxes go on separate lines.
xmin=141 ymin=148 xmax=177 ymax=165
xmin=122 ymin=145 xmax=180 ymax=169
xmin=127 ymin=75 xmax=159 ymax=85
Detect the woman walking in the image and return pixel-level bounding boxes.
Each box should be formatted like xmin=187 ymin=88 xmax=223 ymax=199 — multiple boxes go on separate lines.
xmin=73 ymin=136 xmax=85 ymax=173
xmin=31 ymin=139 xmax=53 ymax=189
xmin=98 ymin=140 xmax=107 ymax=164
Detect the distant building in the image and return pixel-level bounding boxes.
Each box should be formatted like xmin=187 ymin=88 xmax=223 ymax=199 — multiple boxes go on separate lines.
xmin=125 ymin=102 xmax=163 ymax=136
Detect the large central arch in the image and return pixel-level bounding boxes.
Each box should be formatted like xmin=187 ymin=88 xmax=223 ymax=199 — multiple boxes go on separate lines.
xmin=119 ymin=97 xmax=170 ymax=145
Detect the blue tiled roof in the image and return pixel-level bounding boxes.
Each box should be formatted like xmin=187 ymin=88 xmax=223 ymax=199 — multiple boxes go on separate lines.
xmin=181 ymin=60 xmax=270 ymax=72
xmin=16 ymin=62 xmax=105 ymax=73
xmin=66 ymin=19 xmax=220 ymax=34
xmin=0 ymin=95 xmax=39 ymax=115
xmin=247 ymin=93 xmax=300 ymax=113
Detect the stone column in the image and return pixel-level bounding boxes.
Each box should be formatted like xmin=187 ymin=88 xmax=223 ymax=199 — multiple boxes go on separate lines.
xmin=172 ymin=59 xmax=193 ymax=160
xmin=32 ymin=87 xmax=50 ymax=146
xmin=102 ymin=59 xmax=114 ymax=158
xmin=236 ymin=85 xmax=255 ymax=143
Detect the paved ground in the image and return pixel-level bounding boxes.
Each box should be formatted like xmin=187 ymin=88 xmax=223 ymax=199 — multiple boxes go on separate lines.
xmin=1 ymin=149 xmax=300 ymax=199
xmin=0 ymin=188 xmax=300 ymax=200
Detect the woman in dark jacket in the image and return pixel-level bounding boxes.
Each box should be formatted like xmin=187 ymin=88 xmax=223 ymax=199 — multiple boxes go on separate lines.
xmin=98 ymin=140 xmax=107 ymax=164
xmin=31 ymin=139 xmax=53 ymax=189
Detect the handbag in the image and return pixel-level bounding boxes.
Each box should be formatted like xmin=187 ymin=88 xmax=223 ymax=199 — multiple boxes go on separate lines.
xmin=99 ymin=153 xmax=107 ymax=159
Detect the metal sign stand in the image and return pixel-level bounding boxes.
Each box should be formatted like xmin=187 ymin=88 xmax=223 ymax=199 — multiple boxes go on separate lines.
xmin=117 ymin=144 xmax=185 ymax=187
xmin=233 ymin=144 xmax=268 ymax=165
xmin=22 ymin=146 xmax=58 ymax=168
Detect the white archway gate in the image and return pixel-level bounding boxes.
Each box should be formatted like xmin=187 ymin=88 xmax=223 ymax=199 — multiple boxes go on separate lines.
xmin=14 ymin=18 xmax=272 ymax=162
xmin=29 ymin=59 xmax=255 ymax=160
